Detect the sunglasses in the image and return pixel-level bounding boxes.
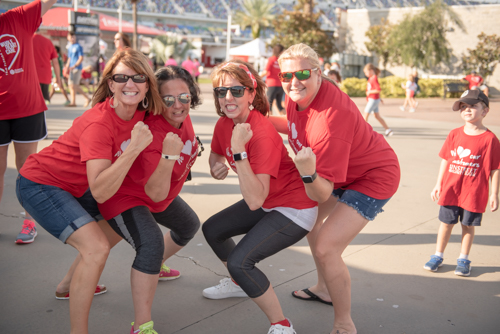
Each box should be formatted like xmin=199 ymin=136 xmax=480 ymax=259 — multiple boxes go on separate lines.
xmin=163 ymin=93 xmax=191 ymax=107
xmin=112 ymin=74 xmax=147 ymax=83
xmin=213 ymin=86 xmax=249 ymax=99
xmin=278 ymin=68 xmax=319 ymax=82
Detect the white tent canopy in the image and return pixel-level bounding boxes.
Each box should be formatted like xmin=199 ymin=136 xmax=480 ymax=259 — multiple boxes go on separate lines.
xmin=229 ymin=38 xmax=272 ymax=71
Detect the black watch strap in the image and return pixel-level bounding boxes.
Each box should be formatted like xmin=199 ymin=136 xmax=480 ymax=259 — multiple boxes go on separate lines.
xmin=233 ymin=152 xmax=248 ymax=161
xmin=301 ymin=171 xmax=318 ymax=183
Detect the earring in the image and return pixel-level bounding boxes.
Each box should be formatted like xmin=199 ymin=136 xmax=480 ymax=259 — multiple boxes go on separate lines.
xmin=142 ymin=96 xmax=149 ymax=109
xmin=249 ymin=104 xmax=254 ymax=111
xmin=109 ymin=94 xmax=118 ymax=108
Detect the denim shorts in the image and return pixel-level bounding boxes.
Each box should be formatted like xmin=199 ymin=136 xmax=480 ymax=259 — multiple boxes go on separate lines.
xmin=332 ymin=188 xmax=391 ymax=221
xmin=16 ymin=175 xmax=102 ymax=243
xmin=364 ymin=98 xmax=380 ymax=114
xmin=439 ymin=205 xmax=482 ymax=226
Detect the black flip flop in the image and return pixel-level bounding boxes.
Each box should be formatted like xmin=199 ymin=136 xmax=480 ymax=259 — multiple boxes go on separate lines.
xmin=291 ymin=288 xmax=333 ymax=306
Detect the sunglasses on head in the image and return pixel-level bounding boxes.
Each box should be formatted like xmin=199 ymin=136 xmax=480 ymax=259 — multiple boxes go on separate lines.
xmin=112 ymin=74 xmax=147 ymax=83
xmin=278 ymin=68 xmax=318 ymax=82
xmin=213 ymin=86 xmax=249 ymax=99
xmin=163 ymin=93 xmax=191 ymax=107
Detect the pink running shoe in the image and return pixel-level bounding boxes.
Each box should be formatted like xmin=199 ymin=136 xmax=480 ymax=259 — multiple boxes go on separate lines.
xmin=15 ymin=219 xmax=37 ymax=244
xmin=159 ymin=263 xmax=180 ymax=281
xmin=55 ymin=284 xmax=107 ymax=300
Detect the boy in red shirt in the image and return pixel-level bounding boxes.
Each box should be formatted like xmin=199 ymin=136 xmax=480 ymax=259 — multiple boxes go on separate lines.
xmin=425 ymin=90 xmax=500 ymax=276
xmin=463 ymin=70 xmax=489 ymax=96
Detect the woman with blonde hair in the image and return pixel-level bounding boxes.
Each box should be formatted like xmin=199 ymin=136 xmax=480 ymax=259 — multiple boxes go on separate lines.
xmin=269 ymin=43 xmax=400 ymax=334
xmin=202 ymin=60 xmax=318 ymax=334
xmin=16 ymin=49 xmax=163 ymax=333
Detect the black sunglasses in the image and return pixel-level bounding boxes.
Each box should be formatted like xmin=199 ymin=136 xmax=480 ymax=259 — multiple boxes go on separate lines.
xmin=213 ymin=86 xmax=249 ymax=99
xmin=163 ymin=93 xmax=191 ymax=107
xmin=278 ymin=68 xmax=318 ymax=82
xmin=112 ymin=74 xmax=147 ymax=83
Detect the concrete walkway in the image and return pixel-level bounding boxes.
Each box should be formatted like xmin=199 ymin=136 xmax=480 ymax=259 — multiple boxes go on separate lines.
xmin=1 ymin=86 xmax=499 ymax=333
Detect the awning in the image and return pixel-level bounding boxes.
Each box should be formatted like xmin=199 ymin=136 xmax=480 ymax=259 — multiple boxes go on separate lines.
xmin=41 ymin=7 xmax=164 ymax=36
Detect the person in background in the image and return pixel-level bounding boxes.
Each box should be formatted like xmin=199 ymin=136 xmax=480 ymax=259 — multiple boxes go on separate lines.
xmin=463 ymin=70 xmax=489 ymax=97
xmin=181 ymin=55 xmax=195 ymax=77
xmin=261 ymin=44 xmax=285 ymax=115
xmin=400 ymin=74 xmax=418 ymax=113
xmin=33 ymin=29 xmax=59 ymax=105
xmin=49 ymin=45 xmax=71 ymax=104
xmin=425 ymin=89 xmax=499 ymax=277
xmin=165 ymin=55 xmax=177 ymax=67
xmin=81 ymin=65 xmax=94 ymax=95
xmin=0 ymin=0 xmax=59 ymax=245
xmin=192 ymin=57 xmax=200 ymax=83
xmin=114 ymin=32 xmax=131 ymax=52
xmin=364 ymin=63 xmax=393 ymax=136
xmin=64 ymin=31 xmax=91 ymax=107
xmin=327 ymin=69 xmax=342 ymax=85
xmin=323 ymin=62 xmax=331 ymax=76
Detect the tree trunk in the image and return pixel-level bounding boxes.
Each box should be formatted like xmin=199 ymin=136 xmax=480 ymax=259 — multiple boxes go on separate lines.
xmin=133 ymin=2 xmax=138 ymax=50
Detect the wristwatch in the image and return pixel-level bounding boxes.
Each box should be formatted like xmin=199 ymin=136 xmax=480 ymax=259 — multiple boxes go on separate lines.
xmin=301 ymin=171 xmax=317 ymax=184
xmin=233 ymin=152 xmax=248 ymax=161
xmin=162 ymin=154 xmax=180 ymax=161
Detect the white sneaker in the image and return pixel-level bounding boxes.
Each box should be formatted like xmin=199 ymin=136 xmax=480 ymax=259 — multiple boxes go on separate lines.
xmin=267 ymin=320 xmax=296 ymax=334
xmin=399 ymin=106 xmax=405 ymax=112
xmin=409 ymin=108 xmax=416 ymax=113
xmin=385 ymin=129 xmax=393 ymax=137
xmin=202 ymin=277 xmax=248 ymax=299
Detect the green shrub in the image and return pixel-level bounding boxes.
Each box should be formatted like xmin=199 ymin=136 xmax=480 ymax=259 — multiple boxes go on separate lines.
xmin=340 ymin=77 xmax=366 ymax=97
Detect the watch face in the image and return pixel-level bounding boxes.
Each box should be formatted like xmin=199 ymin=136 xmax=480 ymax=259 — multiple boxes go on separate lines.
xmin=302 ymin=176 xmax=314 ymax=183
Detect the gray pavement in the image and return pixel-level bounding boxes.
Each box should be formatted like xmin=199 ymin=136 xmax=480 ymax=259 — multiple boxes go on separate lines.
xmin=1 ymin=86 xmax=499 ymax=333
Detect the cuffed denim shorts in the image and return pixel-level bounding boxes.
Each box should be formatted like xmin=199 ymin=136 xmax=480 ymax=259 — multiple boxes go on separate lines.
xmin=364 ymin=98 xmax=380 ymax=114
xmin=16 ymin=174 xmax=102 ymax=243
xmin=332 ymin=188 xmax=391 ymax=221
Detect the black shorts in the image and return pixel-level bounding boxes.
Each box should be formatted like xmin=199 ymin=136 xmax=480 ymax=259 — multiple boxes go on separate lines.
xmin=0 ymin=112 xmax=47 ymax=146
xmin=40 ymin=83 xmax=50 ymax=102
xmin=439 ymin=205 xmax=482 ymax=227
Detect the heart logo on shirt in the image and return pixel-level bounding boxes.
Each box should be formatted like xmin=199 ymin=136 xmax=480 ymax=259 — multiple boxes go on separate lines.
xmin=456 ymin=146 xmax=471 ymax=159
xmin=120 ymin=139 xmax=131 ymax=152
xmin=0 ymin=34 xmax=21 ymax=74
xmin=182 ymin=140 xmax=192 ymax=155
xmin=291 ymin=123 xmax=298 ymax=139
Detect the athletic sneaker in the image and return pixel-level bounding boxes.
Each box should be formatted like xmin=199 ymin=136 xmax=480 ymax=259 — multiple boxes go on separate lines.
xmin=268 ymin=319 xmax=296 ymax=334
xmin=55 ymin=284 xmax=107 ymax=300
xmin=385 ymin=129 xmax=393 ymax=137
xmin=15 ymin=219 xmax=37 ymax=244
xmin=399 ymin=106 xmax=405 ymax=112
xmin=159 ymin=263 xmax=180 ymax=281
xmin=409 ymin=108 xmax=416 ymax=113
xmin=130 ymin=321 xmax=158 ymax=334
xmin=202 ymin=277 xmax=248 ymax=299
xmin=455 ymin=259 xmax=471 ymax=277
xmin=64 ymin=100 xmax=71 ymax=106
xmin=423 ymin=255 xmax=443 ymax=272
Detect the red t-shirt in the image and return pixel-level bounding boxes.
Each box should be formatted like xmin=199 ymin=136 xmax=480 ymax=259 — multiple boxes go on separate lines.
xmin=285 ymin=80 xmax=400 ymax=199
xmin=265 ymin=55 xmax=281 ymax=87
xmin=211 ymin=110 xmax=316 ymax=210
xmin=98 ymin=114 xmax=198 ymax=220
xmin=464 ymin=74 xmax=483 ymax=89
xmin=366 ymin=75 xmax=380 ymax=100
xmin=32 ymin=33 xmax=58 ymax=84
xmin=181 ymin=59 xmax=194 ymax=75
xmin=438 ymin=127 xmax=500 ymax=213
xmin=0 ymin=0 xmax=46 ymax=120
xmin=81 ymin=69 xmax=92 ymax=79
xmin=20 ymin=98 xmax=146 ymax=198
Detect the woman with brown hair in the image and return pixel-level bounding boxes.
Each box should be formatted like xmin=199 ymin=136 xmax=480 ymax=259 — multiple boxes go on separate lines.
xmin=16 ymin=49 xmax=163 ymax=333
xmin=202 ymin=60 xmax=318 ymax=334
xmin=114 ymin=32 xmax=132 ymax=52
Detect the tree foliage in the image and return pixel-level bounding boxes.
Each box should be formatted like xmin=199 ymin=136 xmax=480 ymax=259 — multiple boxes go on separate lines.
xmin=234 ymin=0 xmax=276 ymax=39
xmin=462 ymin=33 xmax=500 ymax=78
xmin=269 ymin=0 xmax=336 ymax=59
xmin=364 ymin=18 xmax=393 ymax=76
xmin=387 ymin=0 xmax=465 ymax=70
xmin=150 ymin=35 xmax=194 ymax=65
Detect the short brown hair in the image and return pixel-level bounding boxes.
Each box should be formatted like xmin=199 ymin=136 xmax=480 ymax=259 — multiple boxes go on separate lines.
xmin=211 ymin=60 xmax=269 ymax=118
xmin=92 ymin=49 xmax=163 ymax=115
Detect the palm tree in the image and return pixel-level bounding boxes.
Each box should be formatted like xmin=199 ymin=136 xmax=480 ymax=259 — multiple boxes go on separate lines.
xmin=131 ymin=0 xmax=139 ymax=50
xmin=233 ymin=0 xmax=276 ymax=39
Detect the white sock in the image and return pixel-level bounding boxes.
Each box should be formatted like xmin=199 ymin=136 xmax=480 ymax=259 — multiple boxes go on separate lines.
xmin=435 ymin=252 xmax=444 ymax=258
xmin=459 ymin=253 xmax=469 ymax=260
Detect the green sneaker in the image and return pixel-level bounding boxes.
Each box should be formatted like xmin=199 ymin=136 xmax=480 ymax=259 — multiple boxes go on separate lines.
xmin=130 ymin=321 xmax=158 ymax=334
xmin=64 ymin=100 xmax=71 ymax=106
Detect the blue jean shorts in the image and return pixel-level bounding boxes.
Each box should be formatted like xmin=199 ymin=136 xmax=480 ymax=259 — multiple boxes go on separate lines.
xmin=16 ymin=174 xmax=102 ymax=243
xmin=439 ymin=206 xmax=482 ymax=226
xmin=364 ymin=98 xmax=380 ymax=114
xmin=332 ymin=188 xmax=391 ymax=221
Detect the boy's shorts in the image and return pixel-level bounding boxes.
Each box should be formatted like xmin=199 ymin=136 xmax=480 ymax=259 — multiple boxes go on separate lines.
xmin=439 ymin=205 xmax=482 ymax=226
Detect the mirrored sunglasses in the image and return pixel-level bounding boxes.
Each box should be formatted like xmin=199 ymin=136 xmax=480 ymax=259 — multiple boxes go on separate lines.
xmin=163 ymin=93 xmax=191 ymax=107
xmin=213 ymin=86 xmax=249 ymax=99
xmin=112 ymin=74 xmax=147 ymax=83
xmin=278 ymin=68 xmax=318 ymax=82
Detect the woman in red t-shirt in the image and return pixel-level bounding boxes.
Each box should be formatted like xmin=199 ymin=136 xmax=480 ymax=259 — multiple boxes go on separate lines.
xmin=270 ymin=44 xmax=400 ymax=334
xmin=364 ymin=63 xmax=393 ymax=136
xmin=261 ymin=44 xmax=285 ymax=115
xmin=202 ymin=61 xmax=318 ymax=333
xmin=16 ymin=49 xmax=164 ymax=333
